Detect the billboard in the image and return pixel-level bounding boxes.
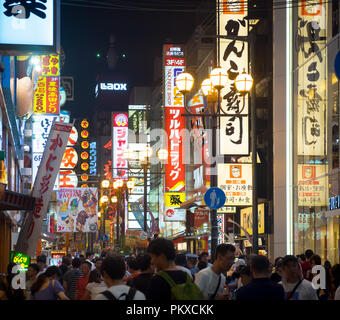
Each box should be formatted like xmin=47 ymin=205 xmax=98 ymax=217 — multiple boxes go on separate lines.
xmin=240 ymin=203 xmax=265 ymax=236
xmin=218 ymin=0 xmax=249 ymax=155
xmin=56 ymin=188 xmax=98 ymax=232
xmin=33 ymin=76 xmax=60 ymax=114
xmin=218 ymin=163 xmax=252 ymax=206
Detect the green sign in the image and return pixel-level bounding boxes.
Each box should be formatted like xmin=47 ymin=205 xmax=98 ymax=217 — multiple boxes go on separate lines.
xmin=11 ymin=252 xmax=30 ymax=271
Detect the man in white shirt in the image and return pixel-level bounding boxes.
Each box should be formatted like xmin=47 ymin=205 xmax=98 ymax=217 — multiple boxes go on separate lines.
xmin=95 ymin=256 xmax=145 ymax=300
xmin=279 ymin=255 xmax=318 ymax=300
xmin=195 ymin=244 xmax=235 ymax=300
xmin=174 ymin=253 xmax=192 ymax=279
xmin=86 ymin=252 xmax=95 ymax=271
xmin=36 ymin=255 xmax=47 ymax=277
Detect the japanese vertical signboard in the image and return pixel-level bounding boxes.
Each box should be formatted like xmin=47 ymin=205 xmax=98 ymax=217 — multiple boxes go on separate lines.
xmin=164 ymin=192 xmax=186 ymax=222
xmin=56 ymin=188 xmax=98 ymax=233
xmin=33 ymin=76 xmax=60 ymax=114
xmin=163 ymin=44 xmax=186 ymax=192
xmin=40 ymin=54 xmax=60 ymax=76
xmin=16 ymin=122 xmax=73 ymax=257
xmin=218 ymin=0 xmax=249 ymax=155
xmin=297 ymin=1 xmax=327 ymax=156
xmin=217 ymin=214 xmax=225 ymax=244
xmin=78 ymin=119 xmax=90 ymax=187
xmin=297 ymin=164 xmax=328 ymax=206
xmin=112 ymin=113 xmax=128 ymax=180
xmin=240 ymin=203 xmax=265 ymax=236
xmin=218 ymin=163 xmax=252 ymax=206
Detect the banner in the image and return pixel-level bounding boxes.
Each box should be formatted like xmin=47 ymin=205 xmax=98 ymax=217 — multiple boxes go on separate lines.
xmin=56 ymin=188 xmax=98 ymax=232
xmin=33 ymin=76 xmax=60 ymax=114
xmin=194 ymin=208 xmax=209 ymax=229
xmin=240 ymin=203 xmax=265 ymax=236
xmin=16 ymin=122 xmax=73 ymax=257
xmin=125 ymin=230 xmax=148 ymax=248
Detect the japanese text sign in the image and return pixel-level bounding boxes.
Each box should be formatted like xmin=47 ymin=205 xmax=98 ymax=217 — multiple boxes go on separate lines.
xmin=240 ymin=203 xmax=265 ymax=236
xmin=33 ymin=76 xmax=59 ymax=114
xmin=40 ymin=54 xmax=60 ymax=76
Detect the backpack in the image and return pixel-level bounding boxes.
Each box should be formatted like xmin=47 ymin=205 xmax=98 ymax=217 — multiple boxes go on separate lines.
xmin=100 ymin=287 xmax=137 ymax=300
xmin=157 ymin=271 xmax=204 ymax=300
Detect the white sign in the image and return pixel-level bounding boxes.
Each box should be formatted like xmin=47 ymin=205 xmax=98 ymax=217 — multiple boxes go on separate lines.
xmin=164 ymin=207 xmax=186 ymax=222
xmin=0 ymin=0 xmax=55 ymax=46
xmin=218 ymin=163 xmax=252 ymax=206
xmin=100 ymin=83 xmax=127 ymax=91
xmin=16 ymin=121 xmax=73 ymax=257
xmin=218 ymin=0 xmax=249 ymax=155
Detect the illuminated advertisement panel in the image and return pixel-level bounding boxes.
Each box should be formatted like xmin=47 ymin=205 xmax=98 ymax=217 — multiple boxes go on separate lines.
xmin=33 ymin=76 xmax=60 ymax=114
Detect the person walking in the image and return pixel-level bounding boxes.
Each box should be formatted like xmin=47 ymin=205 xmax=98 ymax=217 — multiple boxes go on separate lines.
xmin=75 ymin=261 xmax=92 ymax=300
xmin=30 ymin=266 xmax=69 ymax=300
xmin=270 ymin=257 xmax=283 ymax=283
xmin=310 ymin=254 xmax=329 ymax=300
xmin=25 ymin=263 xmax=40 ymax=300
xmin=0 ymin=262 xmax=25 ymax=300
xmin=95 ymin=256 xmax=145 ymax=300
xmin=235 ymin=255 xmax=284 ymax=301
xmin=82 ymin=269 xmax=107 ymax=300
xmin=198 ymin=252 xmax=212 ymax=267
xmin=195 ymin=244 xmax=236 ymax=300
xmin=186 ymin=254 xmax=199 ymax=276
xmin=36 ymin=255 xmax=48 ymax=277
xmin=125 ymin=257 xmax=140 ymax=283
xmin=174 ymin=253 xmax=192 ymax=279
xmin=300 ymin=249 xmax=314 ymax=281
xmin=63 ymin=257 xmax=82 ymax=300
xmin=127 ymin=254 xmax=154 ymax=296
xmin=280 ymin=255 xmax=318 ymax=300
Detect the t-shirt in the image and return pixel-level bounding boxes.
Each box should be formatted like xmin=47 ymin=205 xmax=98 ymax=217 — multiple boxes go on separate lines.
xmin=280 ymin=279 xmax=318 ymax=300
xmin=127 ymin=273 xmax=154 ymax=296
xmin=176 ymin=266 xmax=193 ymax=279
xmin=146 ymin=270 xmax=188 ymax=300
xmin=86 ymin=281 xmax=107 ymax=300
xmin=31 ymin=280 xmax=64 ymax=300
xmin=76 ymin=276 xmax=89 ymax=300
xmin=63 ymin=269 xmax=82 ymax=300
xmin=194 ymin=266 xmax=226 ymax=300
xmin=301 ymin=261 xmax=312 ymax=281
xmin=94 ymin=284 xmax=145 ymax=300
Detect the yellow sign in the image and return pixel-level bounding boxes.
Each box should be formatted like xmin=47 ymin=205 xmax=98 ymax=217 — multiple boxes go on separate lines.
xmin=40 ymin=55 xmax=60 ymax=76
xmin=165 ymin=192 xmax=186 ymax=207
xmin=240 ymin=203 xmax=265 ymax=236
xmin=81 ymin=120 xmax=89 ymax=128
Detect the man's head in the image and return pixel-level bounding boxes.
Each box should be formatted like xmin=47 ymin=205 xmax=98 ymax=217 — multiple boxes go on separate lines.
xmin=186 ymin=254 xmax=198 ymax=269
xmin=136 ymin=254 xmax=153 ymax=273
xmin=305 ymin=249 xmax=314 ymax=261
xmin=214 ymin=244 xmax=236 ymax=274
xmin=281 ymin=255 xmax=302 ymax=283
xmin=86 ymin=251 xmax=93 ymax=260
xmin=298 ymin=254 xmax=306 ymax=263
xmin=37 ymin=255 xmax=47 ymax=271
xmin=147 ymin=238 xmax=176 ymax=271
xmin=27 ymin=263 xmax=39 ymax=279
xmin=310 ymin=254 xmax=322 ymax=267
xmin=72 ymin=258 xmax=81 ymax=269
xmin=95 ymin=258 xmax=102 ymax=270
xmin=81 ymin=261 xmax=92 ymax=277
xmin=62 ymin=256 xmax=71 ymax=266
xmin=198 ymin=261 xmax=208 ymax=271
xmin=239 ymin=265 xmax=252 ymax=286
xmin=45 ymin=266 xmax=62 ymax=280
xmin=249 ymin=255 xmax=270 ymax=278
xmin=174 ymin=254 xmax=187 ymax=267
xmin=100 ymin=256 xmax=126 ymax=286
xmin=126 ymin=257 xmax=139 ymax=274
xmin=198 ymin=252 xmax=209 ymax=263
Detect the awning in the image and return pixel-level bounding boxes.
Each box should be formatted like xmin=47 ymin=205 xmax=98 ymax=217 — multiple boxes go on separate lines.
xmin=0 ymin=184 xmax=36 ymax=211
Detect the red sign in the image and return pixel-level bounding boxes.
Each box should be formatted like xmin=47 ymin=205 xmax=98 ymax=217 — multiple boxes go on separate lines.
xmin=194 ymin=209 xmax=209 ymax=229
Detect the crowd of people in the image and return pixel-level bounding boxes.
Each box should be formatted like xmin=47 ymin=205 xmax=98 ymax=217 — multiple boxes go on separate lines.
xmin=1 ymin=239 xmax=340 ymax=300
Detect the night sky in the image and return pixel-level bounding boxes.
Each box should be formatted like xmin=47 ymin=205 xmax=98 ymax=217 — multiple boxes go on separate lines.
xmin=60 ymin=0 xmax=211 ymax=118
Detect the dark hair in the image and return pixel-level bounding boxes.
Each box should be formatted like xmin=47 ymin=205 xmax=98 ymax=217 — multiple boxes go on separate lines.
xmin=101 ymin=256 xmax=126 ymax=280
xmin=310 ymin=254 xmax=322 ymax=266
xmin=62 ymin=256 xmax=71 ymax=266
xmin=331 ymin=264 xmax=340 ymax=288
xmin=45 ymin=266 xmax=62 ymax=278
xmin=86 ymin=252 xmax=93 ymax=259
xmin=72 ymin=258 xmax=81 ymax=269
xmin=147 ymin=238 xmax=176 ymax=261
xmin=198 ymin=261 xmax=208 ymax=271
xmin=324 ymin=260 xmax=332 ymax=270
xmin=37 ymin=255 xmax=47 ymax=264
xmin=232 ymin=271 xmax=240 ymax=280
xmin=175 ymin=254 xmax=187 ymax=267
xmin=215 ymin=244 xmax=235 ymax=260
xmin=305 ymin=249 xmax=314 ymax=259
xmin=239 ymin=265 xmax=251 ymax=276
xmin=126 ymin=257 xmax=139 ymax=271
xmin=281 ymin=255 xmax=298 ymax=266
xmin=274 ymin=257 xmax=283 ymax=267
xmin=89 ymin=269 xmax=102 ymax=283
xmin=136 ymin=254 xmax=151 ymax=272
xmin=31 ymin=273 xmax=48 ymax=296
xmin=82 ymin=261 xmax=92 ymax=269
xmin=198 ymin=252 xmax=209 ymax=261
xmin=250 ymin=255 xmax=270 ymax=274
xmin=299 ymin=254 xmax=306 ymax=262
xmin=28 ymin=263 xmax=40 ymax=274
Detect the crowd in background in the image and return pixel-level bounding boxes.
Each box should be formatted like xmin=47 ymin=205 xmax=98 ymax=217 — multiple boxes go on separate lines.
xmin=1 ymin=239 xmax=340 ymax=300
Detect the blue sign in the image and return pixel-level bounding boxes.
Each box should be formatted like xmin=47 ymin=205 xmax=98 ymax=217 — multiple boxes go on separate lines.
xmin=334 ymin=51 xmax=340 ymax=80
xmin=101 ymin=235 xmax=108 ymax=242
xmin=204 ymin=188 xmax=226 ymax=210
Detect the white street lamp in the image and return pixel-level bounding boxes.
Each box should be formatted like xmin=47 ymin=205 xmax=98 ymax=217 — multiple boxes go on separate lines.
xmin=210 ymin=67 xmax=228 ymax=90
xmin=157 ymin=148 xmax=168 ymax=161
xmin=234 ymin=71 xmax=254 ymax=94
xmin=175 ymin=72 xmax=194 ymax=94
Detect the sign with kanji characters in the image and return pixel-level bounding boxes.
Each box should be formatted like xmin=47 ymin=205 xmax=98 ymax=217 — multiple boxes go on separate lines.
xmin=240 ymin=203 xmax=265 ymax=236
xmin=60 ymin=147 xmax=78 ymax=169
xmin=56 ymin=188 xmax=98 ymax=233
xmin=218 ymin=163 xmax=252 ymax=206
xmin=298 ymin=213 xmax=311 ymax=231
xmin=218 ymin=0 xmax=249 ymax=155
xmin=16 ymin=121 xmax=73 ymax=257
xmin=0 ymin=0 xmax=59 ymax=54
xmin=33 ymin=76 xmax=59 ymax=114
xmin=165 ymin=192 xmax=185 ymax=207
xmin=40 ymin=54 xmax=60 ymax=76
xmin=296 ymin=0 xmax=327 ymax=156
xmin=59 ymin=170 xmax=78 ymax=188
xmin=297 ymin=164 xmax=328 ymax=206
xmin=112 ymin=113 xmax=128 ymax=180
xmin=194 ymin=208 xmax=209 ymax=229
xmin=217 ymin=214 xmax=225 ymax=245
xmin=164 ymin=207 xmax=186 ymax=222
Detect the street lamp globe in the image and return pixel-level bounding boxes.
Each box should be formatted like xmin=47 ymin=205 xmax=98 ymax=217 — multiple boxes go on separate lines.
xmin=210 ymin=67 xmax=228 ymax=90
xmin=157 ymin=148 xmax=168 ymax=161
xmin=201 ymin=78 xmax=215 ymax=97
xmin=111 ymin=196 xmax=118 ymax=203
xmin=175 ymin=72 xmax=194 ymax=94
xmin=123 ymin=148 xmax=132 ymax=159
xmin=127 ymin=180 xmax=135 ymax=190
xmin=101 ymin=179 xmax=110 ymax=189
xmin=117 ymin=179 xmax=124 ymax=188
xmin=234 ymin=71 xmax=253 ymax=94
xmin=100 ymin=195 xmax=109 ymax=204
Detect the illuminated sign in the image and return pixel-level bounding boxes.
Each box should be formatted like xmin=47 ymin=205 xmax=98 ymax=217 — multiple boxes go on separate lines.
xmin=61 ymin=147 xmax=78 ymax=169
xmin=240 ymin=203 xmax=265 ymax=236
xmin=81 ymin=174 xmax=88 ymax=182
xmin=11 ymin=252 xmax=30 ymax=271
xmin=81 ymin=141 xmax=89 ymax=149
xmin=40 ymin=55 xmax=60 ymax=76
xmin=81 ymin=163 xmax=89 ymax=171
xmin=329 ymin=195 xmax=340 ymax=211
xmin=33 ymin=76 xmax=60 ymax=114
xmin=81 ymin=120 xmax=89 ymax=128
xmin=218 ymin=163 xmax=252 ymax=206
xmin=217 ymin=214 xmax=225 ymax=245
xmin=81 ymin=130 xmax=89 ymax=139
xmin=81 ymin=152 xmax=89 ymax=160
xmin=89 ymin=142 xmax=97 ymax=175
xmin=100 ymin=82 xmax=127 ymax=91
xmin=164 ymin=192 xmax=186 ymax=222
xmin=218 ymin=0 xmax=249 ymax=155
xmin=59 ymin=169 xmax=78 ymax=188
